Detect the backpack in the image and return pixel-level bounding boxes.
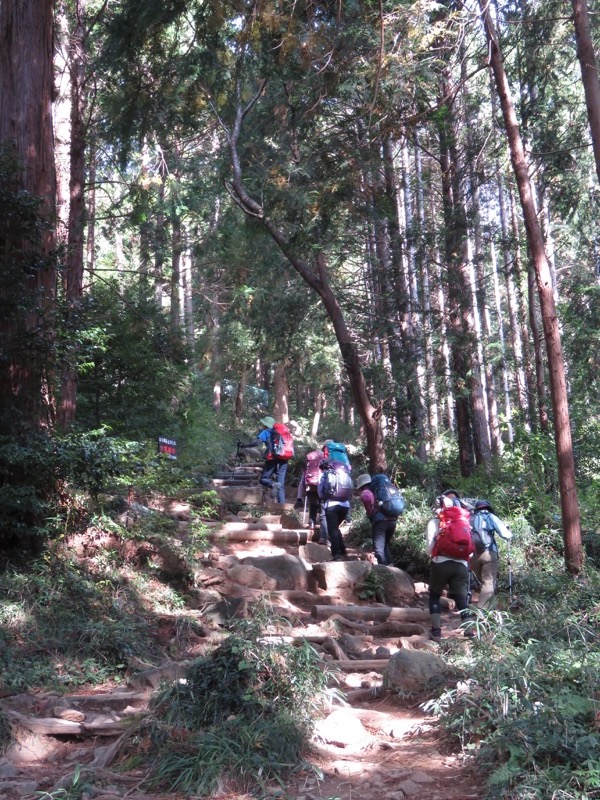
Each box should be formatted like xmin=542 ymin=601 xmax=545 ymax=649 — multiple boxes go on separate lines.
xmin=304 ymin=450 xmax=325 ymax=490
xmin=471 ymin=510 xmax=497 ymax=554
xmin=323 ymin=441 xmax=351 ymax=466
xmin=269 ymin=423 xmax=294 ymax=460
xmin=370 ymin=474 xmax=405 ymax=518
xmin=431 ymin=506 xmax=474 ymax=561
xmin=320 ymin=461 xmax=353 ymax=502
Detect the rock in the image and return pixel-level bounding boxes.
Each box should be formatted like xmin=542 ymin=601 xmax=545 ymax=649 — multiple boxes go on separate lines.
xmin=52 ymin=708 xmax=85 ymax=722
xmin=15 ymin=782 xmax=39 ymax=797
xmin=384 ymin=650 xmax=449 ymax=694
xmin=311 ymin=561 xmax=370 ymax=592
xmin=279 ymin=513 xmax=303 ymax=530
xmin=339 ymin=633 xmax=373 ymax=657
xmin=239 ymin=554 xmax=308 ymax=591
xmin=0 ymin=767 xmax=18 ymax=778
xmin=299 ymin=542 xmax=332 ymax=564
xmin=314 ymin=709 xmax=369 ymax=747
xmin=371 ymin=565 xmax=416 ymax=605
xmin=226 ymin=564 xmax=277 ymax=590
xmin=202 ymin=597 xmax=248 ymax=624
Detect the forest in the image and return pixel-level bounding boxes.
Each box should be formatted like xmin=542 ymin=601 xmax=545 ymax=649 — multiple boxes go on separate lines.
xmin=1 ymin=0 xmax=600 ymax=798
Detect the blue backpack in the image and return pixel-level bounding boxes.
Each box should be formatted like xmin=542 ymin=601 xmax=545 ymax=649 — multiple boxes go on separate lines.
xmin=370 ymin=474 xmax=405 ymax=518
xmin=323 ymin=441 xmax=351 ymax=466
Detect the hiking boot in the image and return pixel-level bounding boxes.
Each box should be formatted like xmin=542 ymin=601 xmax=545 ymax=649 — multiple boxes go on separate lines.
xmin=430 ymin=627 xmax=442 ymax=641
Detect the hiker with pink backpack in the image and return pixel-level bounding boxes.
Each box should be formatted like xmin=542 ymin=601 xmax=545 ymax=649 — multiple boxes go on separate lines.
xmin=317 ymin=457 xmax=353 ymax=560
xmin=294 ymin=449 xmax=328 ymax=541
xmin=238 ymin=416 xmax=294 ymax=504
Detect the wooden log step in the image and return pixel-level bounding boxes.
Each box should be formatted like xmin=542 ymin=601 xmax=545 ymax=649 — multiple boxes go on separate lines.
xmin=311 ymin=605 xmax=430 ymax=623
xmin=208 ymin=529 xmax=309 ymax=544
xmin=327 ymin=659 xmax=389 ymax=672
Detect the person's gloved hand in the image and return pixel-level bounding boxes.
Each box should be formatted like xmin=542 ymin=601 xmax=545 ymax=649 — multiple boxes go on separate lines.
xmin=294 ymin=498 xmax=303 ymax=510
xmin=237 ymin=440 xmax=246 ymax=448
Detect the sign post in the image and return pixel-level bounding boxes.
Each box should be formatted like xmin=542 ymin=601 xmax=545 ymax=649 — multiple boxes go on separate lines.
xmin=158 ymin=436 xmax=177 ymax=460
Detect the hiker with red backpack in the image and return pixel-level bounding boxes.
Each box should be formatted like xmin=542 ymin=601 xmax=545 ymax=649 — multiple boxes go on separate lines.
xmin=317 ymin=458 xmax=353 ymax=560
xmin=426 ymin=490 xmax=475 ymax=641
xmin=238 ymin=416 xmax=294 ymax=504
xmin=356 ymin=472 xmax=405 ymax=565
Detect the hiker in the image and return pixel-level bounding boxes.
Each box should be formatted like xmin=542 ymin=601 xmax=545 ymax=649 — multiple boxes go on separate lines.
xmin=294 ymin=449 xmax=328 ymax=543
xmin=317 ymin=458 xmax=353 ymax=560
xmin=426 ymin=490 xmax=475 ymax=640
xmin=238 ymin=416 xmax=294 ymax=504
xmin=356 ymin=473 xmax=405 ymax=565
xmin=322 ymin=438 xmax=353 ymax=522
xmin=470 ymin=499 xmax=512 ymax=608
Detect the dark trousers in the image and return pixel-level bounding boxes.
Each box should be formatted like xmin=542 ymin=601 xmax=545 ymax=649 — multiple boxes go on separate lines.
xmin=372 ymin=519 xmax=396 ymax=565
xmin=259 ymin=458 xmax=288 ymax=503
xmin=325 ymin=504 xmax=348 ymax=558
xmin=428 ymin=559 xmax=470 ymax=629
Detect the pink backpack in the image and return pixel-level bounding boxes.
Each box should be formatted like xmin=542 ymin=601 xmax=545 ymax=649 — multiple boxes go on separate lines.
xmin=304 ymin=450 xmax=325 ymax=489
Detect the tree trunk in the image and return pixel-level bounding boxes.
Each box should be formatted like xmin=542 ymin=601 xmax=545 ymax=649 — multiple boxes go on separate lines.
xmin=226 ymin=96 xmax=386 ymax=471
xmin=478 ymin=0 xmax=582 ymax=573
xmin=273 ymin=363 xmax=290 ymax=423
xmin=57 ymin=0 xmax=87 ymax=431
xmin=572 ymin=0 xmax=600 ymax=187
xmin=0 ymin=0 xmax=57 ymax=433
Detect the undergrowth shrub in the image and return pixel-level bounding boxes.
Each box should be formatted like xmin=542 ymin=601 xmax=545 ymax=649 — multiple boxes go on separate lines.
xmin=0 ymin=554 xmax=161 ymax=690
xmin=427 ymin=568 xmax=600 ymax=799
xmin=143 ymin=611 xmax=331 ymax=795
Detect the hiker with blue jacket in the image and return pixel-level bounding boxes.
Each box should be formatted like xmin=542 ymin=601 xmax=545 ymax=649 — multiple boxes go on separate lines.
xmin=356 ymin=473 xmax=405 ymax=565
xmin=469 ymin=500 xmax=512 ymax=608
xmin=238 ymin=416 xmax=293 ymax=504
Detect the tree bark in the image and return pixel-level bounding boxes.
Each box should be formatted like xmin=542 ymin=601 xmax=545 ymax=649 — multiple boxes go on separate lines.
xmin=478 ymin=0 xmax=582 ymax=573
xmin=225 ymin=93 xmax=386 ymax=471
xmin=57 ymin=0 xmax=87 ymax=431
xmin=571 ymin=0 xmax=600 ymax=187
xmin=0 ymin=0 xmax=57 ymax=433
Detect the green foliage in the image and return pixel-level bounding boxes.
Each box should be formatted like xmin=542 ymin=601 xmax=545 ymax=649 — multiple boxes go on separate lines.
xmin=145 ymin=612 xmax=330 ymax=795
xmin=0 ymin=552 xmax=165 ymax=691
xmin=74 ymin=280 xmax=189 ymax=438
xmin=428 ymin=567 xmax=600 ymax=799
xmin=0 ymin=709 xmax=12 ymax=756
xmin=357 ymin=569 xmax=386 ymax=603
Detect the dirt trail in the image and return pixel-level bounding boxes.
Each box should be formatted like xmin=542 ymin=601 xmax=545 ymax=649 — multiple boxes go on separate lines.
xmin=0 ymin=480 xmax=484 ymax=800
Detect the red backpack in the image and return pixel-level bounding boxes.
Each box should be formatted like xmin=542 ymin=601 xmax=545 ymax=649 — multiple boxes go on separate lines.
xmin=304 ymin=450 xmax=325 ymax=489
xmin=431 ymin=505 xmax=474 ymax=561
xmin=268 ymin=423 xmax=294 ymax=460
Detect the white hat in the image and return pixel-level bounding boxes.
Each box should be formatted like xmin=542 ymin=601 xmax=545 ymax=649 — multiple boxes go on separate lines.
xmin=356 ymin=474 xmax=372 ymax=490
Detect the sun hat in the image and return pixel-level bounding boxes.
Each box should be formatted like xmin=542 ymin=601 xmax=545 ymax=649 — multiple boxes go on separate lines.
xmin=356 ymin=474 xmax=372 ymax=490
xmin=259 ymin=416 xmax=275 ymax=428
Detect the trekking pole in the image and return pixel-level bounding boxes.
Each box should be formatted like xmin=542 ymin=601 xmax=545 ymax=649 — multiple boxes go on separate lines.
xmin=507 ymin=540 xmax=514 ymax=604
xmin=303 ymin=496 xmax=308 ymax=527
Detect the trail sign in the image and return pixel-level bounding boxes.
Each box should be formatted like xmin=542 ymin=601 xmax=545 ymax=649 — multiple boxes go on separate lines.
xmin=158 ymin=436 xmax=177 ymax=459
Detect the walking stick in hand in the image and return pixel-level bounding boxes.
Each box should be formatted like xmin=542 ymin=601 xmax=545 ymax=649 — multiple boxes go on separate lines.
xmin=303 ymin=496 xmax=308 ymax=527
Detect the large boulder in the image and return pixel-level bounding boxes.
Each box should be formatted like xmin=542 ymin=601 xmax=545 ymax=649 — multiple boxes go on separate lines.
xmin=383 ymin=649 xmax=449 ymax=693
xmin=371 ymin=564 xmax=416 ymax=605
xmin=311 ymin=561 xmax=370 ymax=594
xmin=239 ymin=554 xmax=308 ymax=591
xmin=299 ymin=542 xmax=333 ymax=564
xmin=226 ymin=564 xmax=277 ymax=590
